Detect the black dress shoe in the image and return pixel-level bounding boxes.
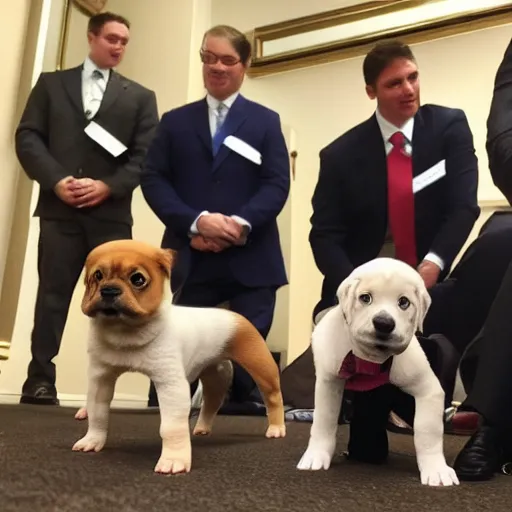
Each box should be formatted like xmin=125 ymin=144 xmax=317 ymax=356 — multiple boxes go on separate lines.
xmin=20 ymin=382 xmax=59 ymax=405
xmin=453 ymin=425 xmax=500 ymax=481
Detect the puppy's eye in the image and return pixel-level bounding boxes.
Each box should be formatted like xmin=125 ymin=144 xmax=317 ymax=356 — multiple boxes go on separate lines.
xmin=130 ymin=272 xmax=147 ymax=288
xmin=94 ymin=270 xmax=103 ymax=281
xmin=398 ymin=296 xmax=410 ymax=310
xmin=359 ymin=293 xmax=372 ymax=305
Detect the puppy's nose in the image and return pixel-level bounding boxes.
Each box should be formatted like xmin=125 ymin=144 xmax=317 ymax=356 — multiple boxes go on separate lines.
xmin=372 ymin=314 xmax=395 ymax=335
xmin=100 ymin=286 xmax=122 ymax=300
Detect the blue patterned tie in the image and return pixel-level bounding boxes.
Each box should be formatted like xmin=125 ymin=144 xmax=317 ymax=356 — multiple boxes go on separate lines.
xmin=214 ymin=102 xmax=227 ymax=136
xmin=212 ymin=102 xmax=228 ymax=155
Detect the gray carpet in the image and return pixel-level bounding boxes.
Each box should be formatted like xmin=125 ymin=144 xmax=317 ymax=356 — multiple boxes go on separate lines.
xmin=0 ymin=404 xmax=510 ymax=512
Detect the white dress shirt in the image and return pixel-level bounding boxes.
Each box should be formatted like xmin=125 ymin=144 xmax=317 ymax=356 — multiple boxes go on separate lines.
xmin=82 ymin=56 xmax=110 ymax=119
xmin=375 ymin=109 xmax=444 ymax=270
xmin=189 ymin=91 xmax=250 ymax=237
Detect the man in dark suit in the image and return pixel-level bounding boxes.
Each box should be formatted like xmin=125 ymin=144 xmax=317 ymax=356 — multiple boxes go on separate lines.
xmin=309 ymin=40 xmax=512 ymax=474
xmin=15 ymin=12 xmax=159 ymax=405
xmin=446 ymin=38 xmax=512 ymax=481
xmin=487 ymin=37 xmax=512 ymax=203
xmin=140 ymin=25 xmax=290 ymax=409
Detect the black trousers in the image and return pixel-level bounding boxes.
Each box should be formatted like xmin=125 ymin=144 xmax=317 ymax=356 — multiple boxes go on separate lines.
xmin=24 ymin=217 xmax=132 ymax=392
xmin=349 ymin=212 xmax=512 ymax=439
xmin=462 ymin=259 xmax=512 ymax=429
xmin=148 ymin=277 xmax=277 ymax=405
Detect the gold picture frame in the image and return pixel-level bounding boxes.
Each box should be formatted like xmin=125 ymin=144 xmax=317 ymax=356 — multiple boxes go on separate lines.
xmin=247 ymin=0 xmax=512 ymax=77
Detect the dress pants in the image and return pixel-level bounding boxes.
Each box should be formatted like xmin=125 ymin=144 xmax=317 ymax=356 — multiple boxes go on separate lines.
xmin=23 ymin=217 xmax=132 ymax=393
xmin=348 ymin=212 xmax=512 ymax=452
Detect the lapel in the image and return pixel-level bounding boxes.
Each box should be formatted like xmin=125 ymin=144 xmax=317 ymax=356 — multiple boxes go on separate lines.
xmin=96 ymin=71 xmax=125 ymax=116
xmin=62 ymin=66 xmax=84 ymax=115
xmin=411 ymin=108 xmax=428 ymax=178
xmin=212 ymin=94 xmax=249 ymax=172
xmin=362 ymin=115 xmax=388 ymax=198
xmin=194 ymin=99 xmax=213 ymax=154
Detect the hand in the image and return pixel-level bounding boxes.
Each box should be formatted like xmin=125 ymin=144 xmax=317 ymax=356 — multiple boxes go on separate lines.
xmin=190 ymin=236 xmax=226 ymax=253
xmin=196 ymin=214 xmax=242 ymax=243
xmin=417 ymin=260 xmax=441 ymax=289
xmin=54 ymin=176 xmax=82 ymax=207
xmin=70 ymin=178 xmax=111 ymax=208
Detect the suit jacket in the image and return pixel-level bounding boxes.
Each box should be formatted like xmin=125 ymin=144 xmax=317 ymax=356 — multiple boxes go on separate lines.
xmin=487 ymin=38 xmax=512 ymax=204
xmin=310 ymin=104 xmax=480 ymax=315
xmin=15 ymin=65 xmax=159 ymax=226
xmin=140 ymin=94 xmax=290 ymax=291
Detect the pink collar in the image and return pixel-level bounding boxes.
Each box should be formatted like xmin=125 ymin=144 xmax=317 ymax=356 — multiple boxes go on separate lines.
xmin=338 ymin=351 xmax=392 ymax=391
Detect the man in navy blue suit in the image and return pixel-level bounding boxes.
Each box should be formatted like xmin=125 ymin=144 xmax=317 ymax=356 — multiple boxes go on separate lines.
xmin=140 ymin=25 xmax=290 ymax=409
xmin=309 ymin=40 xmax=512 ymax=478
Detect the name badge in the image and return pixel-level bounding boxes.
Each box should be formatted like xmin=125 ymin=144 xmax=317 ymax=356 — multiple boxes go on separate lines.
xmin=413 ymin=160 xmax=446 ymax=194
xmin=84 ymin=121 xmax=127 ymax=157
xmin=223 ymin=135 xmax=262 ymax=165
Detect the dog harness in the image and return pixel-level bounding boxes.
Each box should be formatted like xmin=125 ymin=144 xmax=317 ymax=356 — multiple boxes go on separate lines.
xmin=338 ymin=351 xmax=392 ymax=391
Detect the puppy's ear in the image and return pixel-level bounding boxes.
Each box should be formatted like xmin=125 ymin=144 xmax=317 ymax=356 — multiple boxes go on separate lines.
xmin=414 ymin=284 xmax=432 ymax=332
xmin=156 ymin=249 xmax=176 ymax=278
xmin=336 ymin=277 xmax=360 ymax=324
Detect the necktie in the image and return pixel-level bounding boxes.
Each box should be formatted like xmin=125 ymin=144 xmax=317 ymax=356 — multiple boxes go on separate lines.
xmin=212 ymin=102 xmax=228 ymax=155
xmin=338 ymin=351 xmax=392 ymax=391
xmin=387 ymin=131 xmax=417 ymax=267
xmin=85 ymin=69 xmax=106 ymax=119
xmin=214 ymin=102 xmax=227 ymax=136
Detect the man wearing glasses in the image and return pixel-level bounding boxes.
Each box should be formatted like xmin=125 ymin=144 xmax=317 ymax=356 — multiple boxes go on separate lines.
xmin=141 ymin=25 xmax=290 ymax=411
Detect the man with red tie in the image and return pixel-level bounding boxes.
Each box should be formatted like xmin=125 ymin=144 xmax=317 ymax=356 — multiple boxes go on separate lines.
xmin=309 ymin=40 xmax=512 ymax=473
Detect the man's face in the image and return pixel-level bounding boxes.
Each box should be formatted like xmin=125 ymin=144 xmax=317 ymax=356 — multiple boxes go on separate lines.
xmin=88 ymin=21 xmax=129 ymax=69
xmin=366 ymin=57 xmax=420 ymax=126
xmin=201 ymin=35 xmax=247 ymax=101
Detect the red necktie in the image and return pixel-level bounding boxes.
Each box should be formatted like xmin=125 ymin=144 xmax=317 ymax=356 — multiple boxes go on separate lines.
xmin=387 ymin=131 xmax=417 ymax=267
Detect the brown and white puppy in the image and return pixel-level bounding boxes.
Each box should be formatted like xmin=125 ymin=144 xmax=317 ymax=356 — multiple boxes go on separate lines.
xmin=72 ymin=240 xmax=286 ymax=474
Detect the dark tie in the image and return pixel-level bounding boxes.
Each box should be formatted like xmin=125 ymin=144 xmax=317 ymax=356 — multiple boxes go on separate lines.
xmin=387 ymin=131 xmax=417 ymax=267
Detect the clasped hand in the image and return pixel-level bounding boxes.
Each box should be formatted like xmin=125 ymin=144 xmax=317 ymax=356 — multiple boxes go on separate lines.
xmin=54 ymin=176 xmax=111 ymax=209
xmin=191 ymin=213 xmax=247 ymax=253
xmin=417 ymin=260 xmax=441 ymax=289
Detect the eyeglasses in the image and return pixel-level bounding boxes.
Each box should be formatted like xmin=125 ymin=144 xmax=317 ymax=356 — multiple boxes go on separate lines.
xmin=200 ymin=50 xmax=240 ymax=67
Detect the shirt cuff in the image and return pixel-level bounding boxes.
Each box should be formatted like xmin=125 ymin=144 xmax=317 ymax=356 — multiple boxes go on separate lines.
xmin=231 ymin=215 xmax=252 ymax=231
xmin=189 ymin=210 xmax=209 ymax=237
xmin=423 ymin=252 xmax=444 ymax=271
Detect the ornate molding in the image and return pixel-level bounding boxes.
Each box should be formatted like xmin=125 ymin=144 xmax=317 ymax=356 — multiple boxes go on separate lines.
xmin=247 ymin=0 xmax=512 ymax=77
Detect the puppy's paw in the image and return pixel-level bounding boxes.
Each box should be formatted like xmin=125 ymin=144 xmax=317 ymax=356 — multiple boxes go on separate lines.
xmin=192 ymin=423 xmax=212 ymax=436
xmin=297 ymin=447 xmax=333 ymax=471
xmin=419 ymin=459 xmax=460 ymax=486
xmin=74 ymin=407 xmax=88 ymax=420
xmin=72 ymin=433 xmax=106 ymax=453
xmin=266 ymin=424 xmax=286 ymax=438
xmin=154 ymin=454 xmax=191 ymax=475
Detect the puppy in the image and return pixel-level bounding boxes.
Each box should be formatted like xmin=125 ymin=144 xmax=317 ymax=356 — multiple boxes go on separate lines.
xmin=297 ymin=258 xmax=459 ymax=486
xmin=72 ymin=240 xmax=286 ymax=474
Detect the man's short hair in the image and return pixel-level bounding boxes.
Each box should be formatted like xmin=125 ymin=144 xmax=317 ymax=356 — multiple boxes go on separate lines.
xmin=87 ymin=12 xmax=130 ymax=35
xmin=363 ymin=40 xmax=416 ymax=86
xmin=202 ymin=25 xmax=252 ymax=65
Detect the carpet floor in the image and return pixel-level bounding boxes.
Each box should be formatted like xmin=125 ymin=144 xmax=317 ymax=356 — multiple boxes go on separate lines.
xmin=0 ymin=404 xmax=510 ymax=512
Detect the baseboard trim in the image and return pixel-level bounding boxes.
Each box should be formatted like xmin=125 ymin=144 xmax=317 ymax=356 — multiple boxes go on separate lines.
xmin=0 ymin=392 xmax=148 ymax=409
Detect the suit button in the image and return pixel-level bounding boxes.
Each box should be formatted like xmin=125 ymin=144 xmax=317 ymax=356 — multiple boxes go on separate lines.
xmin=214 ymin=179 xmax=221 ymax=184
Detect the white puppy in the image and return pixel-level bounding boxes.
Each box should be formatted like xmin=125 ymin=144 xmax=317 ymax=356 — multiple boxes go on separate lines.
xmin=297 ymin=258 xmax=459 ymax=486
xmin=72 ymin=240 xmax=286 ymax=475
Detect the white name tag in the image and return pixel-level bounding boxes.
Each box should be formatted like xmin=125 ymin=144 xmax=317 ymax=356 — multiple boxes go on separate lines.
xmin=413 ymin=159 xmax=446 ymax=193
xmin=84 ymin=121 xmax=127 ymax=157
xmin=223 ymin=135 xmax=262 ymax=165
